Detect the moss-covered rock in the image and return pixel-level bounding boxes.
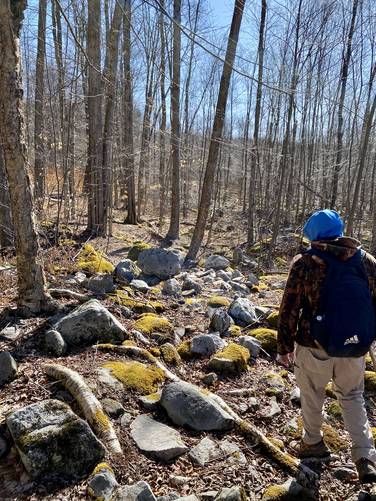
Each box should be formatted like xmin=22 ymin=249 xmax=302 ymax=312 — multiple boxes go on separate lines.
xmin=365 ymin=371 xmax=376 ymax=391
xmin=262 ymin=484 xmax=288 ymax=500
xmin=177 ymin=340 xmax=193 ymax=360
xmin=150 ymin=347 xmax=161 ymax=357
xmin=325 ymin=382 xmax=336 ymax=399
xmin=134 ymin=313 xmax=173 ymax=335
xmin=128 ymin=241 xmax=152 ymax=261
xmin=110 ymin=290 xmax=165 ymax=314
xmin=264 ymin=372 xmax=285 ymax=397
xmin=266 ymin=311 xmax=279 ymax=329
xmin=77 ymin=244 xmax=114 ymax=274
xmin=160 ymin=343 xmax=181 ymax=366
xmin=248 ymin=328 xmax=277 ymax=352
xmin=327 ymin=401 xmax=342 ymax=419
xmin=372 ymin=427 xmax=376 ymax=443
xmin=366 ymin=355 xmax=374 ymax=371
xmin=229 ymin=325 xmax=242 ymax=337
xmin=122 ymin=340 xmax=137 ymax=347
xmin=208 ymin=296 xmax=231 ymax=308
xmin=208 ymin=343 xmax=250 ymax=373
xmin=102 ymin=361 xmax=165 ymax=394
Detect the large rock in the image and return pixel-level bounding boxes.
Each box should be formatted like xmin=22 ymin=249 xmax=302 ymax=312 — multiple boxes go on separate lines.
xmin=228 ymin=298 xmax=258 ymax=327
xmin=0 ymin=351 xmax=17 ymax=387
xmin=160 ymin=381 xmax=235 ymax=431
xmin=112 ymin=481 xmax=156 ymax=501
xmin=209 ymin=308 xmax=234 ymax=334
xmin=88 ymin=465 xmax=118 ymax=500
xmin=6 ymin=399 xmax=105 ymax=481
xmin=190 ymin=334 xmax=226 ymax=357
xmin=205 ymin=255 xmax=230 ymax=270
xmin=52 ymin=299 xmax=127 ymax=347
xmin=131 ymin=415 xmax=188 ymax=461
xmin=138 ymin=249 xmax=182 ymax=280
xmin=115 ymin=260 xmax=141 ymax=284
xmin=163 ymin=279 xmax=181 ymax=296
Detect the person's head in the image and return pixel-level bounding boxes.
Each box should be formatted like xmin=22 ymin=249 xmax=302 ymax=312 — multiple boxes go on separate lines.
xmin=303 ymin=209 xmax=344 ymax=242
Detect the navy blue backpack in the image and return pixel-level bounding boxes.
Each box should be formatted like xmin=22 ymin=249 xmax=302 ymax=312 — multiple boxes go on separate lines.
xmin=307 ymin=247 xmax=376 ymax=357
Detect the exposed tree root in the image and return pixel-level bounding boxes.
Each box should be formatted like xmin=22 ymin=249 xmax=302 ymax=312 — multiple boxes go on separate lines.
xmin=44 ymin=364 xmax=122 ymax=455
xmin=95 ymin=343 xmax=312 ymax=479
xmin=48 ymin=288 xmax=90 ymax=302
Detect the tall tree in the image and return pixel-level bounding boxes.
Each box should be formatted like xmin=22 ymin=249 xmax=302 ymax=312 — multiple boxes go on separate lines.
xmin=0 ymin=146 xmax=13 ymax=248
xmin=0 ymin=0 xmax=53 ymax=314
xmin=165 ymin=0 xmax=182 ymax=241
xmin=185 ymin=0 xmax=246 ymax=261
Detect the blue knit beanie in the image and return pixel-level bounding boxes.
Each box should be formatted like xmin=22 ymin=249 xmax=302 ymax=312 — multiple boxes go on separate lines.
xmin=303 ymin=209 xmax=344 ymax=242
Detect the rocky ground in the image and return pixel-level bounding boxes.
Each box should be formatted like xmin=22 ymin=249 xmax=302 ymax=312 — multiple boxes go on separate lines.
xmin=0 ymin=224 xmax=376 ymax=501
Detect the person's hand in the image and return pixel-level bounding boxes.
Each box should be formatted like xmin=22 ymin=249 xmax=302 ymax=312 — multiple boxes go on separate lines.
xmin=277 ymin=352 xmax=295 ymax=367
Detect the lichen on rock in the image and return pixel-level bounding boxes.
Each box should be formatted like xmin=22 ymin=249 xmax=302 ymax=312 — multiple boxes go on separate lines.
xmin=102 ymin=361 xmax=165 ymax=394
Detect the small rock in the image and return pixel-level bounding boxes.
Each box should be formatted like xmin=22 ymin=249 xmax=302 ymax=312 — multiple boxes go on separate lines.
xmin=175 ymin=496 xmax=199 ymax=501
xmin=289 ymin=387 xmax=301 ymax=404
xmin=97 ymin=367 xmax=123 ymax=391
xmin=157 ymin=494 xmax=180 ymax=501
xmin=101 ymin=398 xmax=125 ymax=418
xmin=190 ymin=334 xmax=226 ymax=357
xmin=115 ymin=260 xmax=141 ymax=284
xmin=84 ymin=274 xmax=115 ymax=294
xmin=0 ymin=351 xmax=17 ymax=388
xmin=163 ymin=279 xmax=181 ymax=296
xmin=229 ymin=282 xmax=249 ymax=296
xmin=44 ymin=329 xmax=67 ymax=356
xmin=188 ymin=437 xmax=221 ymax=466
xmin=112 ymin=481 xmax=156 ymax=501
xmin=182 ymin=277 xmax=203 ymax=294
xmin=88 ymin=466 xmax=118 ymax=500
xmin=231 ymin=270 xmax=243 ymax=279
xmin=236 ymin=403 xmax=248 ymax=414
xmin=286 ymin=417 xmax=299 ymax=434
xmin=131 ymin=330 xmax=151 ymax=346
xmin=248 ymin=397 xmax=259 ymax=411
xmin=119 ymin=306 xmax=132 ymax=318
xmin=139 ymin=393 xmax=161 ymax=411
xmin=214 ymin=486 xmax=246 ymax=501
xmin=228 ymin=298 xmax=258 ymax=326
xmin=170 ymin=475 xmax=191 ymax=487
xmin=260 ymin=397 xmax=281 ymax=419
xmin=0 ymin=326 xmax=20 ymax=342
xmin=120 ymin=412 xmax=133 ymax=428
xmin=200 ymin=492 xmax=218 ymax=501
xmin=220 ymin=440 xmax=246 ymax=465
xmin=238 ymin=336 xmax=261 ymax=358
xmin=130 ymin=279 xmax=150 ymax=293
xmin=331 ymin=466 xmax=356 ymax=481
xmin=216 ymin=270 xmax=231 ymax=282
xmin=245 ymin=273 xmax=258 ymax=287
xmin=262 ymin=479 xmax=316 ymax=501
xmin=205 ymin=255 xmax=230 ymax=270
xmin=131 ymin=415 xmax=188 ymax=461
xmin=210 ymin=308 xmax=234 ymax=335
xmin=139 ymin=274 xmax=162 ymax=287
xmin=202 ymin=373 xmax=218 ymax=386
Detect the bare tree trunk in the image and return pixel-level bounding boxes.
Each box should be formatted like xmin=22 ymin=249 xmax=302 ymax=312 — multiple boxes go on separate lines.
xmin=158 ymin=0 xmax=167 ymax=228
xmin=123 ymin=0 xmax=137 ymax=224
xmin=33 ymin=0 xmax=47 ymax=206
xmin=0 ymin=0 xmax=52 ymax=314
xmin=186 ymin=0 xmax=246 ymax=262
xmin=166 ymin=0 xmax=181 ymax=241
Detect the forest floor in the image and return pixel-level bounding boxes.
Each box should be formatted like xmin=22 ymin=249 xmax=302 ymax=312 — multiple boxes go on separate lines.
xmin=0 ymin=212 xmax=375 ymax=501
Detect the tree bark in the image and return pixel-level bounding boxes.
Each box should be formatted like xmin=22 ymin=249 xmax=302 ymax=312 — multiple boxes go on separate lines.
xmin=0 ymin=146 xmax=13 ymax=248
xmin=185 ymin=0 xmax=246 ymax=262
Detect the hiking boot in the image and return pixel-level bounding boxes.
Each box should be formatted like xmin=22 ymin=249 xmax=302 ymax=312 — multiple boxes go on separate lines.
xmin=356 ymin=458 xmax=376 ymax=483
xmin=292 ymin=439 xmax=331 ymax=459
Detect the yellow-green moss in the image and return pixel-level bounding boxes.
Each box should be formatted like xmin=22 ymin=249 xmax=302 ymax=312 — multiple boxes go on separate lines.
xmin=289 ymin=417 xmax=347 ymax=453
xmin=279 ymin=370 xmax=288 ymax=378
xmin=327 ymin=401 xmax=342 ymax=419
xmin=94 ymin=409 xmax=111 ymax=432
xmin=266 ymin=311 xmax=279 ymax=329
xmin=134 ymin=313 xmax=173 ymax=335
xmin=261 ymin=485 xmax=289 ymax=501
xmin=177 ymin=340 xmax=193 ymax=359
xmin=213 ymin=343 xmax=250 ymax=372
xmin=268 ymin=438 xmax=285 ymax=450
xmin=128 ymin=241 xmax=151 ymax=261
xmin=77 ymin=244 xmax=114 ymax=274
xmin=208 ymin=296 xmax=231 ymax=308
xmin=122 ymin=340 xmax=137 ymax=347
xmin=102 ymin=361 xmax=165 ymax=394
xmin=160 ymin=343 xmax=181 ymax=366
xmin=144 ymin=392 xmax=161 ymax=402
xmin=372 ymin=427 xmax=376 ymax=443
xmin=365 ymin=371 xmax=376 ymax=391
xmin=150 ymin=347 xmax=161 ymax=357
xmin=325 ymin=382 xmax=336 ymax=399
xmin=110 ymin=290 xmax=165 ymax=313
xmin=91 ymin=462 xmax=114 ymax=476
xmin=229 ymin=325 xmax=242 ymax=337
xmin=249 ymin=328 xmax=277 ymax=352
xmin=366 ymin=355 xmax=374 ymax=370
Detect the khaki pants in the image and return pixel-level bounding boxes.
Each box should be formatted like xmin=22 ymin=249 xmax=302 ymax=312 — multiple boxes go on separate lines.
xmin=294 ymin=344 xmax=376 ymax=463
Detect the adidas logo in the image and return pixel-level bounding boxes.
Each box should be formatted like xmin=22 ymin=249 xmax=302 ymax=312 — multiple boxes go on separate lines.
xmin=344 ymin=335 xmax=360 ymax=345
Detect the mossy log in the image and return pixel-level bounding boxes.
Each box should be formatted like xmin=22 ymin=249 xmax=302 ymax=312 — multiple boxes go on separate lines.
xmin=95 ymin=344 xmax=306 ymax=477
xmin=44 ymin=364 xmax=122 ymax=455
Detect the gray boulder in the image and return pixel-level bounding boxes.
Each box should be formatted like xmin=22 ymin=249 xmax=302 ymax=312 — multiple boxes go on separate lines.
xmin=138 ymin=249 xmax=182 ymax=279
xmin=52 ymin=299 xmax=127 ymax=347
xmin=163 ymin=279 xmax=181 ymax=296
xmin=0 ymin=351 xmax=17 ymax=388
xmin=83 ymin=274 xmax=115 ymax=294
xmin=238 ymin=336 xmax=261 ymax=358
xmin=6 ymin=399 xmax=105 ymax=481
xmin=115 ymin=260 xmax=141 ymax=284
xmin=44 ymin=329 xmax=67 ymax=356
xmin=190 ymin=334 xmax=226 ymax=357
xmin=130 ymin=279 xmax=150 ymax=293
xmin=130 ymin=415 xmax=188 ymax=462
xmin=112 ymin=481 xmax=156 ymax=501
xmin=209 ymin=308 xmax=234 ymax=334
xmin=205 ymin=255 xmax=230 ymax=270
xmin=160 ymin=381 xmax=235 ymax=431
xmin=228 ymin=298 xmax=258 ymax=326
xmin=88 ymin=466 xmax=118 ymax=500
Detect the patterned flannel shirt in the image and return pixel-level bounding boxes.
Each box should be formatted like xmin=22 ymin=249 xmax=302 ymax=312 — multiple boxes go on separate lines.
xmin=277 ymin=237 xmax=376 ymax=355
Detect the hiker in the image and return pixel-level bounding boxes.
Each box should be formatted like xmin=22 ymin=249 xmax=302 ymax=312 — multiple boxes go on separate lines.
xmin=277 ymin=209 xmax=376 ymax=483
